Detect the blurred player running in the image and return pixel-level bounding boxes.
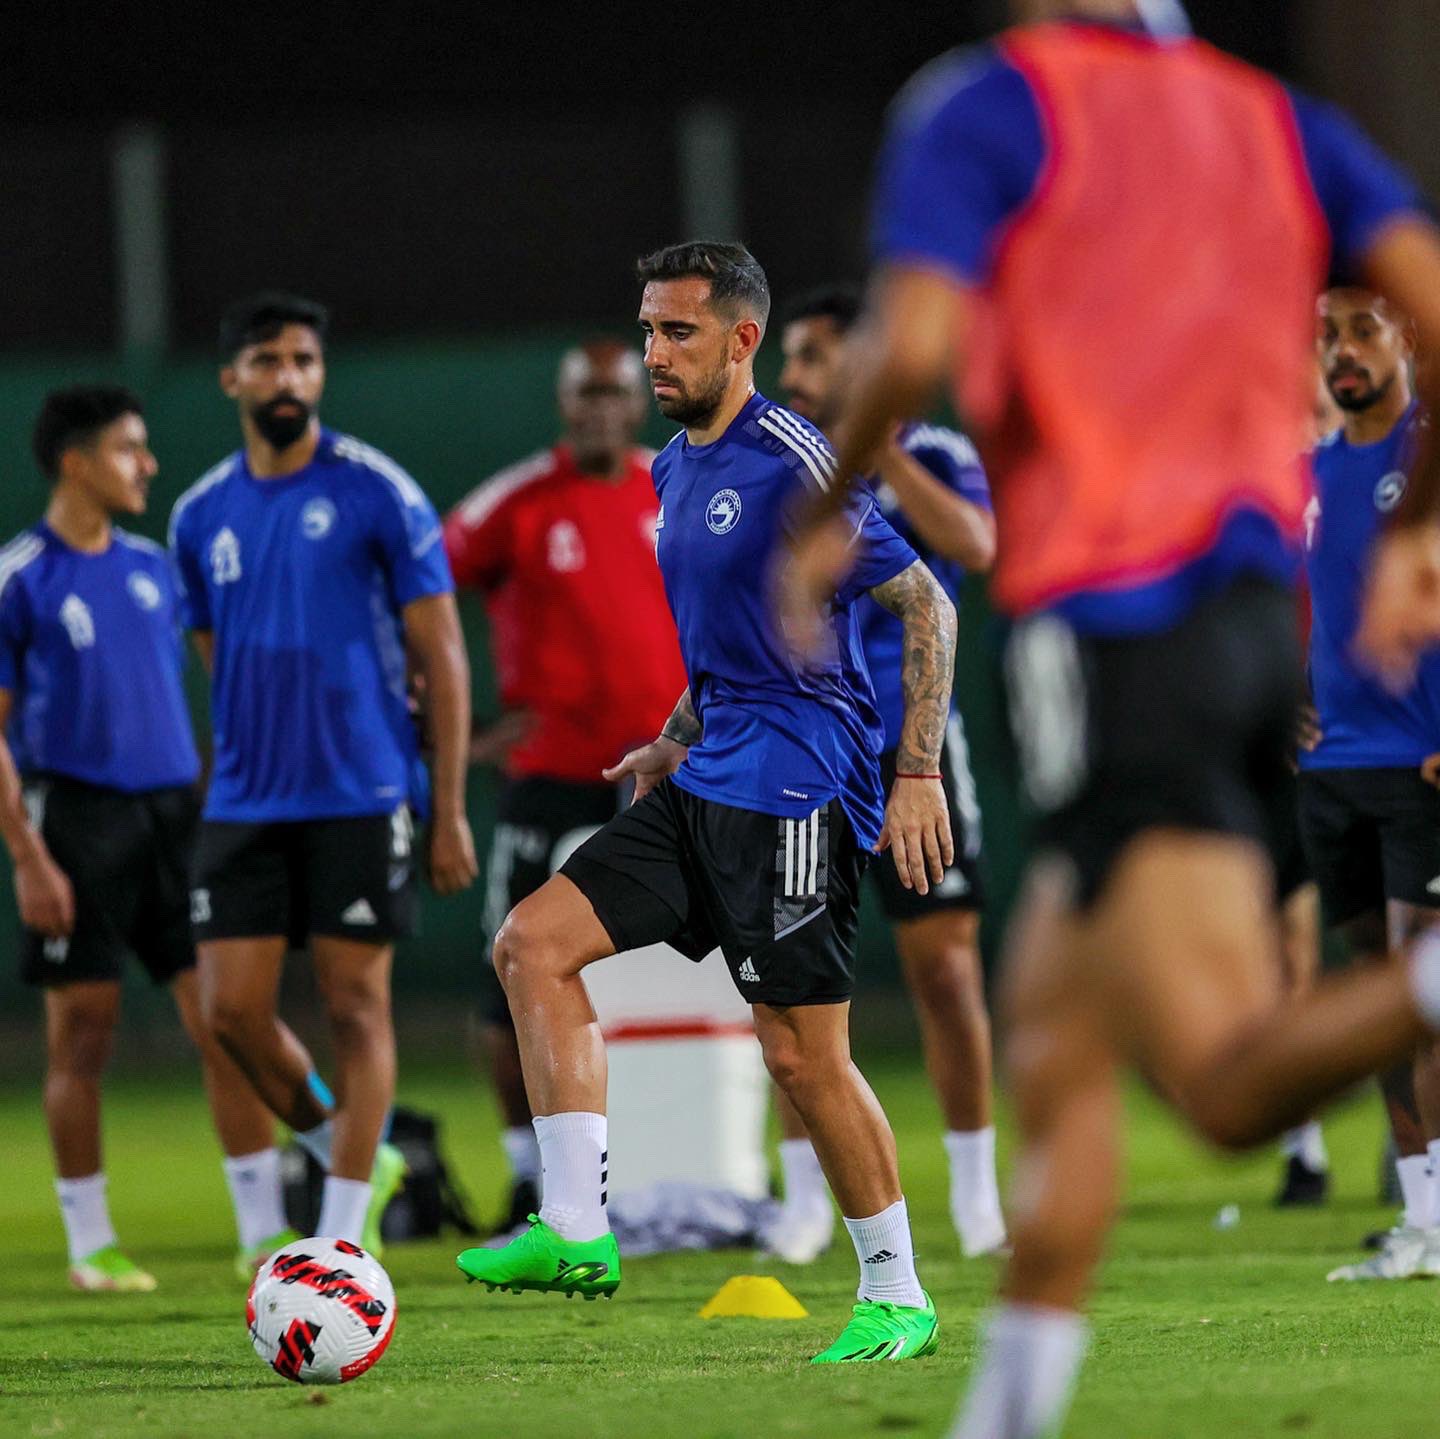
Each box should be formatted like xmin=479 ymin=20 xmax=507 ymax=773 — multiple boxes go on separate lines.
xmin=459 ymin=242 xmax=956 ymax=1366
xmin=0 ymin=387 xmax=293 ymax=1289
xmin=1298 ymin=289 xmax=1440 ymax=1280
xmin=170 ymin=293 xmax=477 ymax=1250
xmin=783 ymin=3 xmax=1440 ymax=1433
xmin=772 ymin=285 xmax=1004 ymax=1261
xmin=444 ymin=341 xmax=686 ymax=1237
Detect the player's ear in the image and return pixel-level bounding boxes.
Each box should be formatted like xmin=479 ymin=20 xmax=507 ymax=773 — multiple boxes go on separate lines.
xmin=732 ymin=318 xmax=762 ymax=364
xmin=219 ymin=365 xmax=240 ymax=399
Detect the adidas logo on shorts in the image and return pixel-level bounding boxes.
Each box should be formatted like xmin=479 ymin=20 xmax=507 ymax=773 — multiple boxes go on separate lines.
xmin=341 ymin=898 xmax=378 ymax=926
xmin=737 ymin=957 xmax=760 ymax=984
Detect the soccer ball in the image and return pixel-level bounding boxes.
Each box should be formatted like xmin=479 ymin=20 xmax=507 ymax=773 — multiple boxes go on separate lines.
xmin=247 ymin=1237 xmax=396 ymax=1384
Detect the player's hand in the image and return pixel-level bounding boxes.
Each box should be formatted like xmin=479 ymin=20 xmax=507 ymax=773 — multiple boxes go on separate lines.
xmin=1423 ymin=754 xmax=1440 ymax=790
xmin=877 ymin=776 xmax=954 ymax=895
xmin=603 ymin=737 xmax=687 ymax=805
xmin=468 ymin=710 xmax=533 ymax=767
xmin=1356 ymin=522 xmax=1440 ymax=691
xmin=15 ymin=849 xmax=75 ymax=938
xmin=777 ymin=517 xmax=852 ymax=661
xmin=428 ymin=811 xmax=478 ymax=895
xmin=1296 ymin=703 xmax=1323 ymax=754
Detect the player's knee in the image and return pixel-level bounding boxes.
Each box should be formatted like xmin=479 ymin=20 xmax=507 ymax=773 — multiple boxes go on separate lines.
xmin=904 ymin=939 xmax=984 ymax=1013
xmin=321 ymin=975 xmax=391 ymax=1041
xmin=51 ymin=1011 xmax=115 ymax=1079
xmin=492 ymin=896 xmax=569 ymax=993
xmin=204 ymin=993 xmax=265 ymax=1057
xmin=1182 ymin=1091 xmax=1269 ymax=1153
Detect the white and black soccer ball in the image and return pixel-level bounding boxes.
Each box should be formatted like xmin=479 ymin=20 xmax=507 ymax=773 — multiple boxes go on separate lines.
xmin=247 ymin=1237 xmax=396 ymax=1385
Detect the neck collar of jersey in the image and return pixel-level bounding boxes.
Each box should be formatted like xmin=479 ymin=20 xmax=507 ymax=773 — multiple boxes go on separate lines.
xmin=681 ymin=390 xmax=766 ymax=457
xmin=239 ymin=425 xmax=335 ymax=486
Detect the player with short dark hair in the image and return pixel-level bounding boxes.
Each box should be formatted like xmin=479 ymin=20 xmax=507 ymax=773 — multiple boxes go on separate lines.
xmin=771 ymin=283 xmax=1005 ymax=1262
xmin=444 ymin=339 xmax=686 ymax=1236
xmin=170 ymin=293 xmax=478 ymax=1250
xmin=782 ymin=3 xmax=1440 ymax=1433
xmin=458 ymin=240 xmax=956 ymax=1366
xmin=1299 ymin=288 xmax=1440 ymax=1279
xmin=3 ymin=385 xmax=295 ymax=1290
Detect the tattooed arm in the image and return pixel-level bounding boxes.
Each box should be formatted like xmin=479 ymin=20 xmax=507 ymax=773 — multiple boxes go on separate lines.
xmin=604 ymin=688 xmax=700 ymax=804
xmin=868 ymin=559 xmax=957 ymax=893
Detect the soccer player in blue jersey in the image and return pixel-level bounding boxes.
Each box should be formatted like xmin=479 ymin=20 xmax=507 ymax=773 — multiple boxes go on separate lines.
xmin=0 ymin=387 xmax=298 ymax=1290
xmin=781 ymin=2 xmax=1440 ymax=1432
xmin=768 ymin=284 xmax=1005 ymax=1263
xmin=1299 ymin=288 xmax=1440 ymax=1280
xmin=457 ymin=242 xmax=957 ymax=1365
xmin=170 ymin=293 xmax=478 ymax=1249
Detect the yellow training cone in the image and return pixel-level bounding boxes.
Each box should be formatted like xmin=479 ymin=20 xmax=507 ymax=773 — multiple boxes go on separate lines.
xmin=699 ymin=1275 xmax=809 ymax=1320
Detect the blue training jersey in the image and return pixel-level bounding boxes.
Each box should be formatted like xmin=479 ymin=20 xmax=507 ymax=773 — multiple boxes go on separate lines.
xmin=653 ymin=393 xmax=918 ymax=852
xmin=870 ymin=25 xmax=1427 ymax=635
xmin=857 ymin=423 xmax=991 ymax=751
xmin=0 ymin=524 xmax=200 ymax=792
xmin=1301 ymin=405 xmax=1440 ymax=770
xmin=169 ymin=428 xmax=453 ymax=822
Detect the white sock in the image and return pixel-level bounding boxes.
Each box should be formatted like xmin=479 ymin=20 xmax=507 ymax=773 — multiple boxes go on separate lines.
xmin=316 ymin=1176 xmax=372 ymax=1245
xmin=944 ymin=1127 xmax=1008 ymax=1256
xmin=502 ymin=1125 xmax=542 ymax=1186
xmin=1427 ymin=1140 xmax=1440 ymax=1228
xmin=1397 ymin=1154 xmax=1431 ymax=1230
xmin=222 ymin=1148 xmax=288 ymax=1249
xmin=1407 ymin=932 xmax=1440 ymax=1029
xmin=951 ymin=1304 xmax=1089 ymax=1439
xmin=56 ymin=1172 xmax=118 ymax=1263
xmin=534 ymin=1111 xmax=609 ymax=1242
xmin=1279 ymin=1121 xmax=1328 ymax=1173
xmin=294 ymin=1120 xmax=334 ymax=1170
xmin=843 ymin=1197 xmax=924 ymax=1308
xmin=778 ymin=1138 xmax=829 ymax=1214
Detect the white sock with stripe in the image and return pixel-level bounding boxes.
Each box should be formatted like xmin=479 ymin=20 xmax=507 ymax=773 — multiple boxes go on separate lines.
xmin=843 ymin=1197 xmax=924 ymax=1308
xmin=534 ymin=1112 xmax=609 ymax=1242
xmin=316 ymin=1176 xmax=372 ymax=1245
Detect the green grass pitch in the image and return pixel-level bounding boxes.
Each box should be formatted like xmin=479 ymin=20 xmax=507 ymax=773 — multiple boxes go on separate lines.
xmin=1 ymin=1054 xmax=1436 ymax=1438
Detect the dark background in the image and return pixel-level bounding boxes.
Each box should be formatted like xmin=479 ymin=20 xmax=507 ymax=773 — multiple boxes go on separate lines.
xmin=1 ymin=0 xmax=1304 ymax=350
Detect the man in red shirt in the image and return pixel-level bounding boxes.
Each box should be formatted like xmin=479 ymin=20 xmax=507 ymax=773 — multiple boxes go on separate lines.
xmin=444 ymin=341 xmax=686 ymax=1234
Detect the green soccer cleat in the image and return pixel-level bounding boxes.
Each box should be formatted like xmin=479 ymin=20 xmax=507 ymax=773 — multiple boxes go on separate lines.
xmin=234 ymin=1227 xmax=301 ymax=1282
xmin=69 ymin=1244 xmax=158 ymax=1294
xmin=361 ymin=1141 xmax=407 ymax=1259
xmin=456 ymin=1216 xmax=621 ymax=1300
xmin=810 ymin=1291 xmax=939 ymax=1364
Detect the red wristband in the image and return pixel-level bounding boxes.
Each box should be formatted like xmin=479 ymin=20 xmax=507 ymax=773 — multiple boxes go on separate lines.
xmin=894 ymin=772 xmax=942 ymax=780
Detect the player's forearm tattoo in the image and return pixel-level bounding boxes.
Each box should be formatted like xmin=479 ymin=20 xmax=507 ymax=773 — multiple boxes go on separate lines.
xmin=660 ymin=688 xmax=702 ymax=746
xmin=868 ymin=560 xmax=956 ymax=773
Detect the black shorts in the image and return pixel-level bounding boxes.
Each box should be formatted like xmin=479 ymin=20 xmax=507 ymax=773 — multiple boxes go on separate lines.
xmin=191 ymin=807 xmax=417 ymax=947
xmin=560 ymin=779 xmax=866 ymax=1007
xmin=479 ymin=776 xmax=621 ymax=1024
xmin=20 ymin=775 xmax=199 ymax=989
xmin=1271 ymin=766 xmax=1313 ymax=905
xmin=1298 ymin=766 xmax=1440 ymax=926
xmin=1006 ymin=577 xmax=1303 ymax=909
xmin=871 ymin=718 xmax=985 ymax=922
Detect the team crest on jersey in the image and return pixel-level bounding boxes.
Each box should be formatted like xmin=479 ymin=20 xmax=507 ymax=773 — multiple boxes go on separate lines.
xmin=300 ymin=497 xmax=337 ymax=539
xmin=1375 ymin=471 xmax=1407 ymax=513
xmin=127 ymin=571 xmax=162 ymax=611
xmin=210 ymin=527 xmax=242 ymax=584
xmin=706 ymin=489 xmax=742 ymax=535
xmin=59 ymin=594 xmax=95 ymax=649
xmin=546 ymin=520 xmax=586 ymax=573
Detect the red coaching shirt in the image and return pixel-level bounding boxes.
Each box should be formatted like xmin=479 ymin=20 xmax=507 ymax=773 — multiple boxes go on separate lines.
xmin=444 ymin=444 xmax=687 ymax=784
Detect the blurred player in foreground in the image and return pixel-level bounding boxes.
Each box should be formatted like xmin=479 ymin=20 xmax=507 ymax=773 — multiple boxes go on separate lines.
xmin=1299 ymin=289 xmax=1440 ymax=1280
xmin=773 ymin=285 xmax=1004 ymax=1261
xmin=460 ymin=241 xmax=957 ymax=1366
xmin=785 ymin=3 xmax=1440 ymax=1433
xmin=444 ymin=341 xmax=686 ymax=1237
xmin=1 ymin=387 xmax=287 ymax=1289
xmin=170 ymin=293 xmax=477 ymax=1250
